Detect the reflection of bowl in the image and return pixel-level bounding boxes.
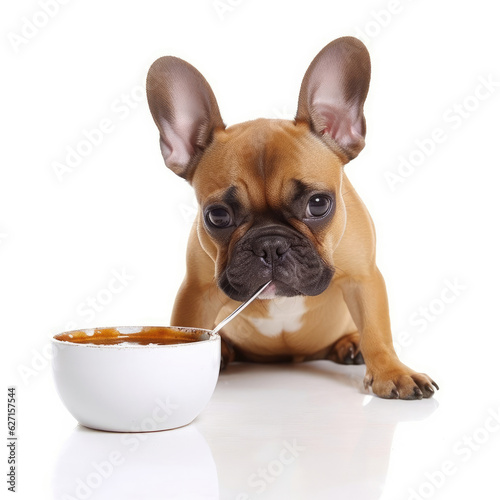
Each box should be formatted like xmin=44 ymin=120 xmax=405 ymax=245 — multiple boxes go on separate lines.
xmin=53 ymin=424 xmax=219 ymax=499
xmin=52 ymin=326 xmax=220 ymax=432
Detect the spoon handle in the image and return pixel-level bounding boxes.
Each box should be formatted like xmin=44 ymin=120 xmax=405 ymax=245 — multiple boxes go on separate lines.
xmin=211 ymin=281 xmax=272 ymax=335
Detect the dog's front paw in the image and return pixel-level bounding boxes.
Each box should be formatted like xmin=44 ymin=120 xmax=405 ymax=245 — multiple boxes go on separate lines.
xmin=328 ymin=332 xmax=365 ymax=365
xmin=364 ymin=361 xmax=439 ymax=400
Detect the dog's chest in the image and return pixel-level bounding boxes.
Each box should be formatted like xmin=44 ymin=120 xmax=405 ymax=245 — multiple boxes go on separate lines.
xmin=249 ymin=297 xmax=307 ymax=337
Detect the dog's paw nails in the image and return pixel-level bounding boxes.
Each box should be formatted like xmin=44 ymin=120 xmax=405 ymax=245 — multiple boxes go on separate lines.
xmin=328 ymin=332 xmax=365 ymax=366
xmin=353 ymin=351 xmax=364 ymax=365
xmin=369 ymin=366 xmax=438 ymax=400
xmin=419 ymin=379 xmax=439 ymax=398
xmin=390 ymin=388 xmax=400 ymax=399
xmin=410 ymin=373 xmax=439 ymax=399
xmin=413 ymin=386 xmax=424 ymax=400
xmin=424 ymin=383 xmax=435 ymax=395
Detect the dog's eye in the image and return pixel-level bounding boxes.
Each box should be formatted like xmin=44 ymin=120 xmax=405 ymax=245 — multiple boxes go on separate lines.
xmin=207 ymin=208 xmax=232 ymax=228
xmin=306 ymin=195 xmax=332 ymax=218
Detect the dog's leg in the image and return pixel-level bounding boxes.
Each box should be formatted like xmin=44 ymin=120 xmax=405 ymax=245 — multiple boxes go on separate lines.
xmin=339 ymin=268 xmax=438 ymax=399
xmin=172 ymin=281 xmax=236 ymax=371
xmin=220 ymin=334 xmax=236 ymax=370
xmin=171 ymin=227 xmax=240 ymax=370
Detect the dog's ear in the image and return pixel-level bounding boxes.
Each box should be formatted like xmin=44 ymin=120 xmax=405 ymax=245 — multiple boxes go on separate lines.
xmin=146 ymin=56 xmax=225 ymax=180
xmin=296 ymin=37 xmax=371 ymax=162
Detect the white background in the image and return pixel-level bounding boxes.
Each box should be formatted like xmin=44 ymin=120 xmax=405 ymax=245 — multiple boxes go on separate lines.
xmin=2 ymin=1 xmax=500 ymax=499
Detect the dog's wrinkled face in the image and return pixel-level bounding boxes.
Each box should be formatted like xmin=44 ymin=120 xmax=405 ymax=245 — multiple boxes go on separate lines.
xmin=192 ymin=120 xmax=346 ymax=301
xmin=146 ymin=37 xmax=370 ymax=301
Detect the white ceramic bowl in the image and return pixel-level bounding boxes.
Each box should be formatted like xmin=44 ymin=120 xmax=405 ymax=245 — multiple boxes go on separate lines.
xmin=52 ymin=326 xmax=220 ymax=432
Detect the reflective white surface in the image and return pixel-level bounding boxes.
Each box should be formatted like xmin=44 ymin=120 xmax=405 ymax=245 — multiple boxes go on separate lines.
xmin=17 ymin=339 xmax=500 ymax=499
xmin=53 ymin=424 xmax=219 ymax=499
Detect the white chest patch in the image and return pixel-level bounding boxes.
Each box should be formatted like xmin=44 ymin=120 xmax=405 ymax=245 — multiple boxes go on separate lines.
xmin=250 ymin=297 xmax=307 ymax=338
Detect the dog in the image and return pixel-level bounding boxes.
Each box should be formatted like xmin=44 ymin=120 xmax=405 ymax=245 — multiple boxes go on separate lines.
xmin=146 ymin=37 xmax=438 ymax=399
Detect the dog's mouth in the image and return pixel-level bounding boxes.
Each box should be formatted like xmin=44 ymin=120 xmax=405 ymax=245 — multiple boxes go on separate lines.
xmin=218 ymin=269 xmax=333 ymax=302
xmin=218 ymin=277 xmax=298 ymax=302
xmin=254 ymin=280 xmax=307 ymax=300
xmin=257 ymin=281 xmax=279 ymax=300
xmin=216 ymin=224 xmax=334 ymax=302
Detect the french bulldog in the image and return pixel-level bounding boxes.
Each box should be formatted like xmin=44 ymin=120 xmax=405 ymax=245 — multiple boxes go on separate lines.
xmin=146 ymin=37 xmax=438 ymax=399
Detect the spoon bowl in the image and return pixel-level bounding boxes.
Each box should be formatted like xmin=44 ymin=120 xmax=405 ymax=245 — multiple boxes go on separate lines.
xmin=51 ymin=282 xmax=272 ymax=432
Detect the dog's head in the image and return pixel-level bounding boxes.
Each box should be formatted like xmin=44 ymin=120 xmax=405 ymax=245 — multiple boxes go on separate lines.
xmin=147 ymin=37 xmax=370 ymax=301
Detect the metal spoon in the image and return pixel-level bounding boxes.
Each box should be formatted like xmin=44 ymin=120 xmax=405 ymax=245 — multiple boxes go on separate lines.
xmin=211 ymin=281 xmax=272 ymax=335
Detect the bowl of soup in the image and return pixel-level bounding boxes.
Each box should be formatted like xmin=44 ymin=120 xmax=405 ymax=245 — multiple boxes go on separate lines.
xmin=52 ymin=326 xmax=220 ymax=432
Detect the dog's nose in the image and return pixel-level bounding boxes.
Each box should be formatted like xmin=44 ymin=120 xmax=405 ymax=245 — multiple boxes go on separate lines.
xmin=251 ymin=235 xmax=290 ymax=265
